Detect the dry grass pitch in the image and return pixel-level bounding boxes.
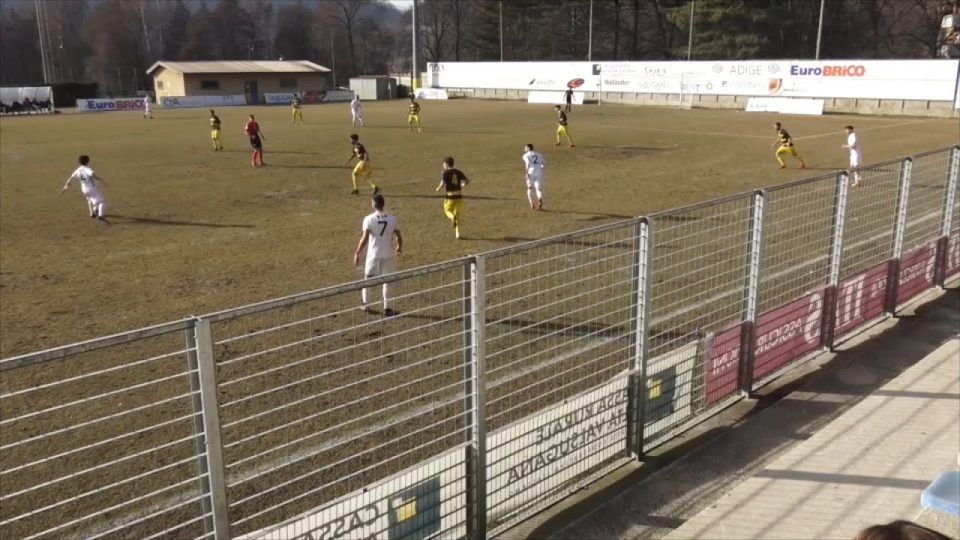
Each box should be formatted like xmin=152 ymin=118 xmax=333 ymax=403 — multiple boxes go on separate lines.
xmin=1 ymin=100 xmax=954 ymax=357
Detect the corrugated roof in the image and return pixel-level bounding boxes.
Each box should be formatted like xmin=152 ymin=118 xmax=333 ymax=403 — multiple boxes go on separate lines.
xmin=147 ymin=60 xmax=330 ymax=75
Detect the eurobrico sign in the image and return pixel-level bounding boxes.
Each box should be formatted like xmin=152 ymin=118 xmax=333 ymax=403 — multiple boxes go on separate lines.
xmin=790 ymin=64 xmax=867 ymax=76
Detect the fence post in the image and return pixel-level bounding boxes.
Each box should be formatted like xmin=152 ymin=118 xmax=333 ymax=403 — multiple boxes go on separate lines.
xmin=184 ymin=320 xmax=215 ymax=539
xmin=934 ymin=146 xmax=959 ymax=287
xmin=194 ymin=318 xmax=231 ymax=539
xmin=463 ymin=257 xmax=488 ymax=539
xmin=822 ymin=172 xmax=850 ymax=351
xmin=885 ymin=158 xmax=912 ymax=314
xmin=626 ymin=218 xmax=652 ymax=459
xmin=739 ymin=190 xmax=766 ymax=396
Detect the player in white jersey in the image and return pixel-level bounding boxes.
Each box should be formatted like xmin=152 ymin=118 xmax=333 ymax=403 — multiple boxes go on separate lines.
xmin=351 ymin=95 xmax=363 ymax=127
xmin=354 ymin=194 xmax=403 ymax=315
xmin=842 ymin=125 xmax=862 ymax=186
xmin=61 ymin=154 xmax=109 ymax=223
xmin=521 ymin=143 xmax=546 ymax=210
xmin=143 ymin=97 xmax=153 ymax=119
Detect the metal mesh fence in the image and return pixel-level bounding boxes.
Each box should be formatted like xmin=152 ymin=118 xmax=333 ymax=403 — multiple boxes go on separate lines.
xmin=839 ymin=159 xmax=902 ymax=279
xmin=760 ymin=176 xmax=836 ymax=313
xmin=2 ymin=147 xmax=957 ymax=539
xmin=644 ymin=194 xmax=754 ymax=446
xmin=0 ymin=323 xmax=211 ymax=540
xmin=483 ymin=222 xmax=638 ymax=431
xmin=207 ymin=261 xmax=473 ymax=537
xmin=903 ymin=150 xmax=952 ymax=253
xmin=482 ymin=222 xmax=637 ymax=531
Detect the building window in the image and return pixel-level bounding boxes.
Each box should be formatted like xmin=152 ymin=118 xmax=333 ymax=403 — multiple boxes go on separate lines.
xmin=156 ymin=80 xmax=164 ymax=90
xmin=279 ymin=78 xmax=297 ymax=88
xmin=200 ymin=80 xmax=220 ymax=90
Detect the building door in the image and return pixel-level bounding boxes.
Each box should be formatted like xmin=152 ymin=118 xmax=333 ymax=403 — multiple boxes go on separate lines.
xmin=244 ymin=80 xmax=259 ymax=104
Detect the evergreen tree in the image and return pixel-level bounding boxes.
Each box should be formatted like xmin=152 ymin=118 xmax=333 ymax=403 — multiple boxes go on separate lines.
xmin=667 ymin=0 xmax=774 ymax=59
xmin=162 ymin=0 xmax=191 ymax=60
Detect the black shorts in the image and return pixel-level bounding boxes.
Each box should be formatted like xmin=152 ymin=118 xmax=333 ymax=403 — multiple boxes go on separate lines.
xmin=249 ymin=136 xmax=262 ymax=149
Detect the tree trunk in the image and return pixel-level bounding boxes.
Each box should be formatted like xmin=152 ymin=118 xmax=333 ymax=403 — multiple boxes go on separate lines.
xmin=613 ymin=0 xmax=621 ymax=59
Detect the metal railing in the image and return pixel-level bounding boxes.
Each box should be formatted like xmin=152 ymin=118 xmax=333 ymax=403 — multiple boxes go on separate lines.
xmin=1 ymin=146 xmax=958 ymax=539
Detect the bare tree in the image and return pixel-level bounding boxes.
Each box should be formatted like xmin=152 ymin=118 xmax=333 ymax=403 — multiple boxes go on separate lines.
xmin=330 ymin=0 xmax=369 ymax=74
xmin=421 ymin=0 xmax=452 ymax=61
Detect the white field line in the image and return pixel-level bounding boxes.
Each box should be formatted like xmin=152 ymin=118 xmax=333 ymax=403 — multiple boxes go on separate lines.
xmin=793 ymin=118 xmax=941 ymax=142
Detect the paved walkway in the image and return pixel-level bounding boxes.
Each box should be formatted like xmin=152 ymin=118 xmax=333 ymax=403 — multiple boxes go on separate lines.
xmin=664 ymin=337 xmax=960 ymax=540
xmin=529 ymin=289 xmax=960 ymax=540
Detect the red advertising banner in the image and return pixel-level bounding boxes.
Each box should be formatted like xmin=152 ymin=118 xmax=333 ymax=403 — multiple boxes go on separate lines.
xmin=834 ymin=261 xmax=890 ymax=338
xmin=704 ymin=325 xmax=741 ymax=405
xmin=896 ymin=243 xmax=938 ymax=305
xmin=752 ymin=291 xmax=825 ymax=380
xmin=945 ymin=228 xmax=960 ymax=279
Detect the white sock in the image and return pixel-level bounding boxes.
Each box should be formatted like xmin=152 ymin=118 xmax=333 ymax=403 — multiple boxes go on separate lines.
xmin=382 ymin=283 xmax=392 ymax=310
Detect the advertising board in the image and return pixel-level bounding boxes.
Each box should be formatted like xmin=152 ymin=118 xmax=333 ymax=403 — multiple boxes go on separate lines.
xmin=263 ymin=91 xmax=354 ymax=104
xmin=486 ymin=377 xmax=628 ymax=520
xmin=264 ymin=92 xmax=300 ymax=105
xmin=239 ymin=449 xmax=466 ymax=540
xmin=704 ymin=325 xmax=742 ymax=405
xmin=947 ymin=227 xmax=960 ymax=278
xmin=895 ymin=242 xmax=938 ymax=305
xmin=77 ymin=97 xmax=145 ymax=112
xmin=429 ymin=60 xmax=960 ymax=101
xmin=414 ymin=88 xmax=449 ymax=100
xmin=746 ymin=97 xmax=824 ymax=115
xmin=159 ymin=95 xmax=246 ymax=109
xmin=751 ymin=292 xmax=825 ymax=380
xmin=527 ymin=91 xmax=584 ymax=105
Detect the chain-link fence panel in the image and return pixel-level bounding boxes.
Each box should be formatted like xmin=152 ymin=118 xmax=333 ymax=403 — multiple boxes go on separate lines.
xmin=0 ymin=322 xmax=211 ymax=540
xmin=645 ymin=193 xmax=754 ymax=448
xmin=208 ymin=261 xmax=473 ymax=538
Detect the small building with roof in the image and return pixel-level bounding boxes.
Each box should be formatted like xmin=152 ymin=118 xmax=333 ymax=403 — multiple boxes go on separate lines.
xmin=146 ymin=60 xmax=331 ymax=104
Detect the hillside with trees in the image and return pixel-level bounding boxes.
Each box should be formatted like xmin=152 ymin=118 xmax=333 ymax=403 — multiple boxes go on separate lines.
xmin=1 ymin=0 xmax=953 ymax=93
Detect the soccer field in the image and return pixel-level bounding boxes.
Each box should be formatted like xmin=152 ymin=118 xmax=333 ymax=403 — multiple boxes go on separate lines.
xmin=0 ymin=100 xmax=955 ymax=357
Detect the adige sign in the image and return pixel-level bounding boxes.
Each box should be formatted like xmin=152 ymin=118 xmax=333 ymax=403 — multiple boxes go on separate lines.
xmin=486 ymin=378 xmax=628 ymax=520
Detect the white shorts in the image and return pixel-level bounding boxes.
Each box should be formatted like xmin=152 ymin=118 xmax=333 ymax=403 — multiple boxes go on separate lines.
xmin=364 ymin=257 xmax=395 ymax=278
xmin=83 ymin=189 xmax=105 ymax=206
xmin=352 ymin=110 xmax=363 ymax=119
xmin=525 ymin=174 xmax=544 ymax=189
xmin=849 ymin=151 xmax=861 ymax=168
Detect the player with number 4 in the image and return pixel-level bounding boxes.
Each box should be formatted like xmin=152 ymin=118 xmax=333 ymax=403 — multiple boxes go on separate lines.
xmin=354 ymin=194 xmax=403 ymax=316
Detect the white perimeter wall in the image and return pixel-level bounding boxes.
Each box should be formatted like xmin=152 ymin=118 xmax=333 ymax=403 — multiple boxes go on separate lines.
xmin=428 ymin=59 xmax=960 ymax=115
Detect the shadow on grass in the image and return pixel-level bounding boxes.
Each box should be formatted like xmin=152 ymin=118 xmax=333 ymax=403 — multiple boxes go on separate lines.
xmin=109 ymin=214 xmax=253 ymax=229
xmin=388 ymin=194 xmax=516 ymax=201
xmin=265 ymin=164 xmax=345 ymax=169
xmin=578 ymin=145 xmax=672 ymax=152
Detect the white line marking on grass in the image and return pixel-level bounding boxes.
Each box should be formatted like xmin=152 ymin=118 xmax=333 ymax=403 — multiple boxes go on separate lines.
xmin=794 ymin=118 xmax=940 ymax=141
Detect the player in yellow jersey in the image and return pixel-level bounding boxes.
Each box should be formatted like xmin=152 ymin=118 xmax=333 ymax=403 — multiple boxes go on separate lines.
xmin=291 ymin=95 xmax=303 ymax=124
xmin=209 ymin=109 xmax=223 ymax=151
xmin=408 ymin=97 xmax=422 ymax=133
xmin=554 ymin=105 xmax=575 ymax=147
xmin=773 ymin=122 xmax=805 ymax=169
xmin=344 ymin=134 xmax=380 ymax=195
xmin=435 ymin=156 xmax=469 ymax=239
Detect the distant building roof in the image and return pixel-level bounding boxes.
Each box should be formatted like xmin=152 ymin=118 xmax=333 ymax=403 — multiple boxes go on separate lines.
xmin=147 ymin=60 xmax=330 ymax=76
